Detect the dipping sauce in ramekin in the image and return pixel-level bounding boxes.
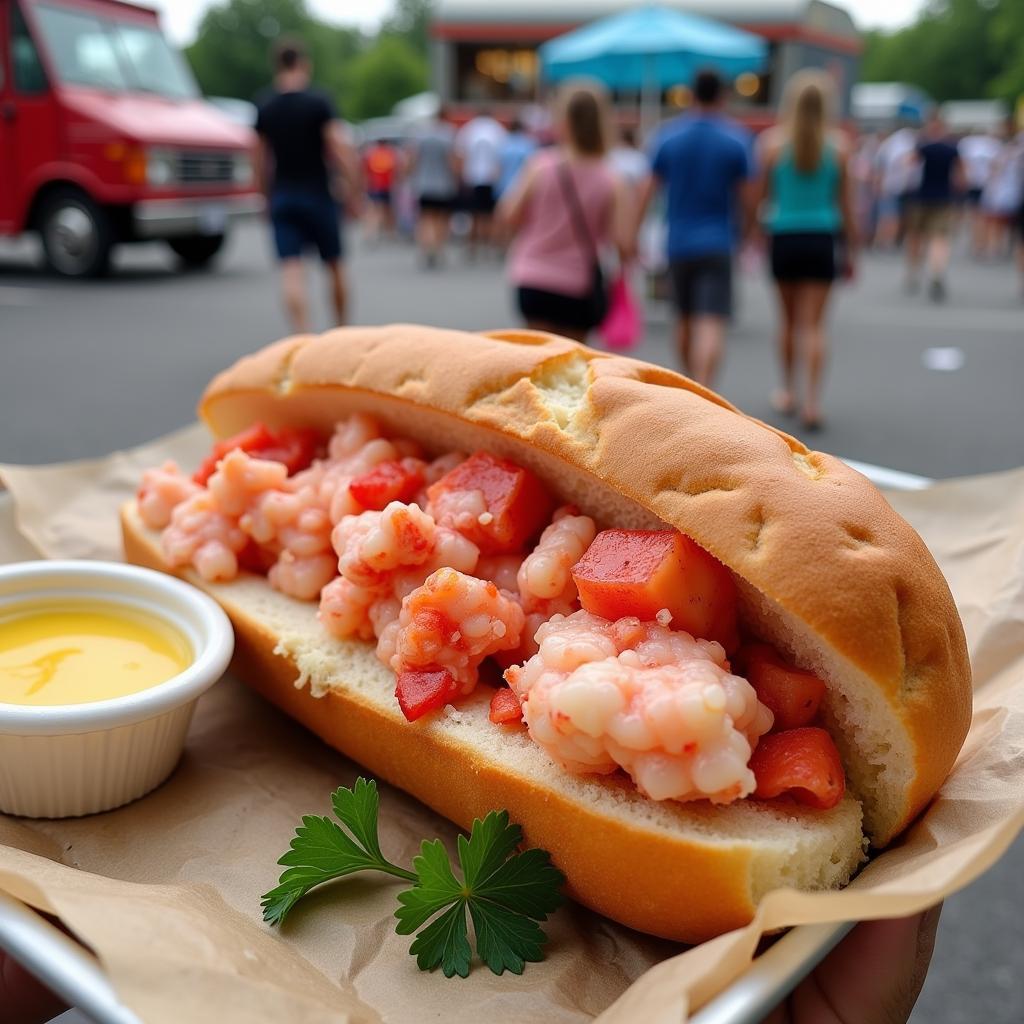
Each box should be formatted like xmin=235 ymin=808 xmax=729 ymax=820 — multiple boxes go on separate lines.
xmin=0 ymin=600 xmax=192 ymax=706
xmin=0 ymin=561 xmax=233 ymax=818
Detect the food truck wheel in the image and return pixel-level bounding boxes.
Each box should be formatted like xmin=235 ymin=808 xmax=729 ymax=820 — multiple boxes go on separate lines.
xmin=167 ymin=234 xmax=225 ymax=268
xmin=38 ymin=188 xmax=112 ymax=279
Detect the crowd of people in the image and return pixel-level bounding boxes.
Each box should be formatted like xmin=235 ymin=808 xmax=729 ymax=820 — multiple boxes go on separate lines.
xmin=330 ymin=69 xmax=856 ymax=431
xmin=249 ymin=36 xmax=1024 ymax=434
xmin=490 ymin=68 xmax=852 ymax=431
xmin=855 ymin=112 xmax=1024 ymax=301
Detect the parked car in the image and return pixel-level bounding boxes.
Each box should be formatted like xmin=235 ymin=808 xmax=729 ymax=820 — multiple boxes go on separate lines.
xmin=0 ymin=0 xmax=262 ymax=276
xmin=206 ymin=96 xmax=257 ymax=128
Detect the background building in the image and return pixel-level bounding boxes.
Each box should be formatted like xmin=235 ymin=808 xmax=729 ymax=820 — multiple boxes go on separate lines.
xmin=431 ymin=0 xmax=862 ymax=126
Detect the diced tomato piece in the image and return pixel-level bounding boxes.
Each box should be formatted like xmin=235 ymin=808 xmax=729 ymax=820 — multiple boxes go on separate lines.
xmin=193 ymin=422 xmax=321 ymax=485
xmin=489 ymin=686 xmax=524 ymax=725
xmin=571 ymin=529 xmax=738 ymax=650
xmin=253 ymin=426 xmax=321 ymax=475
xmin=193 ymin=455 xmax=219 ymax=487
xmin=749 ymin=727 xmax=845 ymax=810
xmin=349 ymin=459 xmax=425 ymax=510
xmin=741 ymin=643 xmax=826 ymax=731
xmin=426 ymin=451 xmax=553 ymax=554
xmin=194 ymin=423 xmax=273 ymax=485
xmin=395 ymin=668 xmax=460 ymax=722
xmin=236 ymin=538 xmax=276 ymax=575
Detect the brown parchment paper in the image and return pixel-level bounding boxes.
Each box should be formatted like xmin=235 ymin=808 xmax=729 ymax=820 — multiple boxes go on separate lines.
xmin=1 ymin=438 xmax=1023 ymax=1024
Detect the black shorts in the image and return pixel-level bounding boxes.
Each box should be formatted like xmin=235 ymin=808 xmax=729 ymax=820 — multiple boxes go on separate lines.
xmin=669 ymin=254 xmax=732 ymax=317
xmin=470 ymin=184 xmax=496 ymax=214
xmin=269 ymin=186 xmax=342 ymax=263
xmin=517 ymin=286 xmax=596 ymax=332
xmin=966 ymin=186 xmax=983 ymax=206
xmin=770 ymin=232 xmax=837 ymax=282
xmin=418 ymin=194 xmax=452 ymax=212
xmin=368 ymin=189 xmax=391 ymax=205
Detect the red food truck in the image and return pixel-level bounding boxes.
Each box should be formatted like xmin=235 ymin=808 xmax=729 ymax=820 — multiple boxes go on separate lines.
xmin=0 ymin=0 xmax=261 ymax=276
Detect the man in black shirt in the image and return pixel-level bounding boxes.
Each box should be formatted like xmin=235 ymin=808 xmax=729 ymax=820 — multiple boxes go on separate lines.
xmin=255 ymin=38 xmax=360 ymax=330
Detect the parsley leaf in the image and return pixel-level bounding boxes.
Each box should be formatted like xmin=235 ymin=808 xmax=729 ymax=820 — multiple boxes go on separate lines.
xmin=410 ymin=900 xmax=473 ymax=979
xmin=393 ymin=839 xmax=463 ymax=932
xmin=261 ymin=777 xmax=415 ymax=925
xmin=263 ymin=780 xmax=565 ymax=978
xmin=330 ymin=776 xmax=386 ymax=861
xmin=395 ymin=811 xmax=565 ymax=977
xmin=469 ymin=898 xmax=547 ymax=974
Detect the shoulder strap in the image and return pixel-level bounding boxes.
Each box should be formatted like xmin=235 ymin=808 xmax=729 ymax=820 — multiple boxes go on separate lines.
xmin=556 ymin=160 xmax=598 ymax=262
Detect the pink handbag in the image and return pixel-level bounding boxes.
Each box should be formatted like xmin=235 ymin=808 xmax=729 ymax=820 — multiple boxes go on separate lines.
xmin=599 ymin=272 xmax=642 ymax=350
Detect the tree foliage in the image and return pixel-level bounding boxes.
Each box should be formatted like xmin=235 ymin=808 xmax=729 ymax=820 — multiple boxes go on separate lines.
xmin=346 ymin=36 xmax=430 ymax=121
xmin=382 ymin=0 xmax=433 ymax=58
xmin=861 ymin=0 xmax=1024 ymax=104
xmin=184 ymin=0 xmax=431 ymax=120
xmin=185 ymin=0 xmax=310 ymax=102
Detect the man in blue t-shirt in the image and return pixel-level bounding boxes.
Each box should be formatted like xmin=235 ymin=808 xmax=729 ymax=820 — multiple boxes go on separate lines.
xmin=633 ymin=70 xmax=752 ymax=387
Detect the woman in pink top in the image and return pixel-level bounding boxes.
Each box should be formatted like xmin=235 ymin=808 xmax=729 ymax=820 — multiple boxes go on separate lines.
xmin=498 ymin=83 xmax=629 ymax=342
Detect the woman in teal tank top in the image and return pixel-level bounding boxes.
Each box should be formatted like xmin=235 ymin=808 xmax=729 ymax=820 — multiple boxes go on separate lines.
xmin=753 ymin=70 xmax=858 ymax=430
xmin=768 ymin=144 xmax=842 ymax=235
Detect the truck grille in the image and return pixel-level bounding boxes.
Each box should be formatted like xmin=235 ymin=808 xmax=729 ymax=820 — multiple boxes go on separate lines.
xmin=177 ymin=151 xmax=235 ymax=184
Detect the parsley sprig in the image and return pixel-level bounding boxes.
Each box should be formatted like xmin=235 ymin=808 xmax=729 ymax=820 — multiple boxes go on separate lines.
xmin=261 ymin=778 xmax=416 ymax=925
xmin=262 ymin=778 xmax=565 ymax=977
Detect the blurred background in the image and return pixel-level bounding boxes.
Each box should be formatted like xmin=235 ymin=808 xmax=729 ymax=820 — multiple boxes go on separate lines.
xmin=1 ymin=1 xmax=1022 ymax=1022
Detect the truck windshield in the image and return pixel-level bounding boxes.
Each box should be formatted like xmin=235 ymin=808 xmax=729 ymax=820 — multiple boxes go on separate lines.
xmin=33 ymin=4 xmax=198 ymax=99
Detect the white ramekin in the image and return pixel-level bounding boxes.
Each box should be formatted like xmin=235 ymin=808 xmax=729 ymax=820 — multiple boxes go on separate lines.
xmin=0 ymin=560 xmax=234 ymax=818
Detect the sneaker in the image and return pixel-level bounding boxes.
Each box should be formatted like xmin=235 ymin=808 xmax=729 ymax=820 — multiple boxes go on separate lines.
xmin=928 ymin=278 xmax=947 ymax=303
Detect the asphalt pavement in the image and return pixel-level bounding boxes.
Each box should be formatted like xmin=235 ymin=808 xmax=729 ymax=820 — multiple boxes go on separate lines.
xmin=1 ymin=223 xmax=1023 ymax=1022
xmin=2 ymin=221 xmax=1022 ymax=477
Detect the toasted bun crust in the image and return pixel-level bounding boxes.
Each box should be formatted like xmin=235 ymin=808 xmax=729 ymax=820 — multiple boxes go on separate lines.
xmin=193 ymin=325 xmax=971 ymax=846
xmin=123 ymin=503 xmax=866 ymax=943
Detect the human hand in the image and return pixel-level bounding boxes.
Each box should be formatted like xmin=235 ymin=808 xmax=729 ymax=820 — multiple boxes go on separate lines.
xmin=739 ymin=239 xmax=763 ymax=275
xmin=346 ymin=194 xmax=366 ymax=220
xmin=763 ymin=905 xmax=942 ymax=1023
xmin=1 ymin=950 xmax=67 ymax=1024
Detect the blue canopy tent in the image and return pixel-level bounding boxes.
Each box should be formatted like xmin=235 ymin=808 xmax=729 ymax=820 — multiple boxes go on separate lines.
xmin=538 ymin=5 xmax=767 ymax=134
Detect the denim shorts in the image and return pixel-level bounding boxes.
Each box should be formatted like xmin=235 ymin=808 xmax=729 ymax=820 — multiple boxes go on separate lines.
xmin=269 ymin=186 xmax=343 ymax=262
xmin=669 ymin=253 xmax=732 ymax=317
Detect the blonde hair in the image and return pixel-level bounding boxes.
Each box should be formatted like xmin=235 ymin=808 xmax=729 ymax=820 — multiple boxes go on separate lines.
xmin=781 ymin=70 xmax=835 ymax=173
xmin=557 ymin=80 xmax=611 ymax=157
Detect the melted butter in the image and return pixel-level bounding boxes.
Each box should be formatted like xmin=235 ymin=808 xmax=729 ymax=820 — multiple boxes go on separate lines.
xmin=0 ymin=600 xmax=191 ymax=706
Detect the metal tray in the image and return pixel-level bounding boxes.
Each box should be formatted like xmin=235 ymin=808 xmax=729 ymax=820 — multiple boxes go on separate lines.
xmin=0 ymin=460 xmax=931 ymax=1024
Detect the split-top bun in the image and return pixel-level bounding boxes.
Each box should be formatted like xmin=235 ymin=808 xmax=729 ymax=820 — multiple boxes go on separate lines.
xmin=198 ymin=324 xmax=972 ymax=847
